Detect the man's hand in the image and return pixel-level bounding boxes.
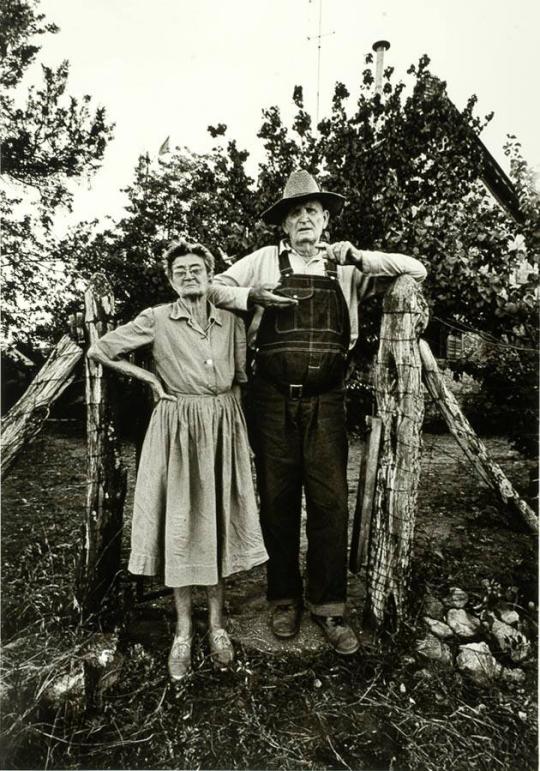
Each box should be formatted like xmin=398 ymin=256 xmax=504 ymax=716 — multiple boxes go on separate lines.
xmin=249 ymin=284 xmax=299 ymax=308
xmin=325 ymin=241 xmax=363 ymax=269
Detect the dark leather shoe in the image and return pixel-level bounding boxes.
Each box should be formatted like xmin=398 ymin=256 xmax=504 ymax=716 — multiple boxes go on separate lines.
xmin=270 ymin=604 xmax=302 ymax=639
xmin=311 ymin=614 xmax=360 ymax=655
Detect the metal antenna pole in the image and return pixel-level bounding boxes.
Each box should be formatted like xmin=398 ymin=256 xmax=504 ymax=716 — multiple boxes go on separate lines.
xmin=307 ymin=0 xmax=335 ymax=125
xmin=316 ymin=0 xmax=322 ymax=123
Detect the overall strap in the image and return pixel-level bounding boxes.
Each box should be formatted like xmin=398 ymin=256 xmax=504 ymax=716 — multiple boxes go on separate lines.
xmin=324 ymin=259 xmax=338 ymax=280
xmin=280 ymin=246 xmax=338 ymax=279
xmin=278 ymin=248 xmax=294 ymax=277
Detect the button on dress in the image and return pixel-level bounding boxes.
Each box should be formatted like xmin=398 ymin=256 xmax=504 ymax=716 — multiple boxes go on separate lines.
xmin=94 ymin=299 xmax=268 ymax=587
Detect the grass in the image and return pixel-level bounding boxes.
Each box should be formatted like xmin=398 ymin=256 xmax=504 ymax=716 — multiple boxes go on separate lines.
xmin=1 ymin=423 xmax=537 ymax=770
xmin=3 ymin=635 xmax=536 ymax=770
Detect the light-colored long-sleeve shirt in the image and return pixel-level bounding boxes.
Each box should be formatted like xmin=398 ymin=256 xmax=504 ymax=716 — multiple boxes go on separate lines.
xmin=214 ymin=241 xmax=427 ymax=348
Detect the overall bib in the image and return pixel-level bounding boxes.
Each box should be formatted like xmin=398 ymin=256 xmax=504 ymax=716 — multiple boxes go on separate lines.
xmin=255 ymin=250 xmax=350 ymax=395
xmin=251 ymin=250 xmax=351 ymax=615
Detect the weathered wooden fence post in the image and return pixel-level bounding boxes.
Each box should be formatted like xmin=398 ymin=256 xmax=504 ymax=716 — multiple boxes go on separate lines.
xmin=1 ymin=336 xmax=83 ymax=478
xmin=76 ymin=274 xmax=127 ymax=620
xmin=365 ymin=275 xmax=429 ymax=631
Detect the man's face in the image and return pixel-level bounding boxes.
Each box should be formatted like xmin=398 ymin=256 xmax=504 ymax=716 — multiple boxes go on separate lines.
xmin=282 ymin=199 xmax=329 ymax=251
xmin=170 ymin=254 xmax=209 ymax=299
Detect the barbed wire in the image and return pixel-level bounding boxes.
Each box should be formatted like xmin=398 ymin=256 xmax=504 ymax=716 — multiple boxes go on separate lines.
xmin=4 ymin=395 xmax=532 ymax=605
xmin=432 ymin=314 xmax=539 ymax=354
xmin=2 ymin=301 xmax=535 ymax=609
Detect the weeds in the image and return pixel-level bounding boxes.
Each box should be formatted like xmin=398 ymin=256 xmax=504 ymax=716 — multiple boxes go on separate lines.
xmin=1 ymin=425 xmax=537 ymax=770
xmin=3 ymin=631 xmax=536 ymax=770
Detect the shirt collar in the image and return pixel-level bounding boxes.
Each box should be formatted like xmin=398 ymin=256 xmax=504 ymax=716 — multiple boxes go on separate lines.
xmin=169 ymin=298 xmax=223 ymax=326
xmin=279 ymin=239 xmax=328 ymax=261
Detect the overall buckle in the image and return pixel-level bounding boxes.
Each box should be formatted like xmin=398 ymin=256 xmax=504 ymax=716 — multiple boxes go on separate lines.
xmin=289 ymin=384 xmax=303 ymax=399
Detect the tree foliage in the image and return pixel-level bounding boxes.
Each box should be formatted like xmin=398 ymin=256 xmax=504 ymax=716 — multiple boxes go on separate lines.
xmin=0 ymin=0 xmax=113 ymax=346
xmin=455 ymin=139 xmax=539 ymax=457
xmin=70 ymin=53 xmax=537 ymax=331
xmin=62 ymin=142 xmax=266 ymax=319
xmin=8 ymin=38 xmax=538 ymax=456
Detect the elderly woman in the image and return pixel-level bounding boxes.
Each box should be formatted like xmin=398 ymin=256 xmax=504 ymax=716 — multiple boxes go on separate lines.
xmin=88 ymin=240 xmax=268 ymax=681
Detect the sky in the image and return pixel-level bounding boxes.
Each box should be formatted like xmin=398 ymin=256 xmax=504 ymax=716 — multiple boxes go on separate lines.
xmin=23 ymin=0 xmax=540 ymax=229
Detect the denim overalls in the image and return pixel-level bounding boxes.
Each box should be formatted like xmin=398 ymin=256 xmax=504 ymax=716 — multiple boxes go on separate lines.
xmin=255 ymin=250 xmax=350 ymax=395
xmin=251 ymin=249 xmax=350 ymax=616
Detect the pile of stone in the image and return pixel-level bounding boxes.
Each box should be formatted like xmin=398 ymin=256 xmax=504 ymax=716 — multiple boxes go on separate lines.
xmin=415 ymin=585 xmax=531 ymax=686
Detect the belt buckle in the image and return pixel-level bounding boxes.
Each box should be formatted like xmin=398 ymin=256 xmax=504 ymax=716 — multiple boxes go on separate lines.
xmin=289 ymin=384 xmax=303 ymax=399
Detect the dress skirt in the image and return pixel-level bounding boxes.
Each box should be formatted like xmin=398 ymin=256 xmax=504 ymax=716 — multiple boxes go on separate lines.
xmin=128 ymin=389 xmax=268 ymax=587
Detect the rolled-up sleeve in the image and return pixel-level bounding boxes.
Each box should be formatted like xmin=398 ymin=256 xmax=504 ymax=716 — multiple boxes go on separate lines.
xmin=214 ymin=248 xmax=274 ymax=288
xmin=361 ymin=251 xmax=427 ymax=282
xmin=93 ymin=307 xmax=155 ymax=360
xmin=208 ymin=284 xmax=250 ymax=311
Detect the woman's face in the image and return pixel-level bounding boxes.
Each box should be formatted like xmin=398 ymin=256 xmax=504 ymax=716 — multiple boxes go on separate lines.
xmin=170 ymin=254 xmax=210 ymax=299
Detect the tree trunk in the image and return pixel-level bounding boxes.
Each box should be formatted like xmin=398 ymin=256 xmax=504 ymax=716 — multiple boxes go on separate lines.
xmin=1 ymin=335 xmax=82 ymax=478
xmin=419 ymin=339 xmax=538 ymax=533
xmin=76 ymin=274 xmax=127 ymax=620
xmin=366 ymin=275 xmax=429 ymax=631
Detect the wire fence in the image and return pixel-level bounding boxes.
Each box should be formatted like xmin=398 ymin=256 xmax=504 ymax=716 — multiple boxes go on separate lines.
xmin=2 ymin=278 xmax=537 ymax=618
xmin=1 ymin=354 xmax=535 ymax=634
xmin=4 ymin=397 xmax=533 ymax=596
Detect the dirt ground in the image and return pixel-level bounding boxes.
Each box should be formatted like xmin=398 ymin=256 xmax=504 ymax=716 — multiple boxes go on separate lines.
xmin=122 ymin=430 xmax=537 ymax=656
xmin=1 ymin=421 xmax=537 ymax=770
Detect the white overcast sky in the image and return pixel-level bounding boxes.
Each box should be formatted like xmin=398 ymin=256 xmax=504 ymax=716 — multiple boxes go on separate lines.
xmin=29 ymin=0 xmax=540 ymax=228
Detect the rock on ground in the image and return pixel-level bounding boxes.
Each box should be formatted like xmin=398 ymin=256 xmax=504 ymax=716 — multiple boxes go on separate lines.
xmin=457 ymin=642 xmax=502 ymax=686
xmin=443 ymin=587 xmax=469 ymax=609
xmin=446 ymin=608 xmax=481 ymax=638
xmin=501 ymin=667 xmax=526 ymax=685
xmin=423 ymin=616 xmax=454 ymax=639
xmin=416 ymin=633 xmax=453 ymax=665
xmin=490 ymin=618 xmax=531 ymax=663
xmin=422 ymin=595 xmax=445 ymax=620
xmin=494 ymin=602 xmax=520 ymax=627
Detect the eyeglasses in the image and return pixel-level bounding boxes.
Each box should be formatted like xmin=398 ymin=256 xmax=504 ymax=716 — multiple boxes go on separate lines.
xmin=173 ymin=266 xmax=205 ymax=279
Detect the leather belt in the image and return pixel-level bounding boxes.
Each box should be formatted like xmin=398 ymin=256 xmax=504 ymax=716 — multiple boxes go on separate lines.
xmin=264 ymin=380 xmax=341 ymax=400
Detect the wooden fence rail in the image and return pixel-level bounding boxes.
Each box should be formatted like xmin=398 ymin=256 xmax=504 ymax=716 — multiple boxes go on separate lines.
xmin=2 ymin=272 xmax=535 ymax=629
xmin=419 ymin=339 xmax=538 ymax=533
xmin=1 ymin=335 xmax=83 ymax=478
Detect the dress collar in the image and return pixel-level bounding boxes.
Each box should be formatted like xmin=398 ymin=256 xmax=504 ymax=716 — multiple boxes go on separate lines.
xmin=169 ymin=298 xmax=223 ymax=326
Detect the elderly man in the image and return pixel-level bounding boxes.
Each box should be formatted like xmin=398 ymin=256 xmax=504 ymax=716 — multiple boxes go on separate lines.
xmin=215 ymin=170 xmax=427 ymax=655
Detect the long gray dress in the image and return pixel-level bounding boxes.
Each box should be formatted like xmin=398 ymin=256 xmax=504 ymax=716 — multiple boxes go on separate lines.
xmin=94 ymin=299 xmax=268 ymax=587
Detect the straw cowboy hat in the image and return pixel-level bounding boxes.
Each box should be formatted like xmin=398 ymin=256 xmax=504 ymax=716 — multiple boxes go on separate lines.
xmin=261 ymin=169 xmax=346 ymax=226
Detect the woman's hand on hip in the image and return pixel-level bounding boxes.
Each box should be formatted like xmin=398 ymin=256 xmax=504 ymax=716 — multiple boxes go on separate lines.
xmin=149 ymin=377 xmax=175 ymax=403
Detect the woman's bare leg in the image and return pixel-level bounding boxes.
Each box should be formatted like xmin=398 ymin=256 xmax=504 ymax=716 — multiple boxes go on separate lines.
xmin=207 ymin=581 xmax=234 ymax=667
xmin=173 ymin=586 xmax=193 ymax=637
xmin=206 ymin=581 xmax=224 ymax=632
xmin=169 ymin=586 xmax=193 ymax=681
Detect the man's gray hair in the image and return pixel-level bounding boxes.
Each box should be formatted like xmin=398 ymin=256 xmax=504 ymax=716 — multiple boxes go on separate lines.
xmin=163 ymin=239 xmax=215 ymax=277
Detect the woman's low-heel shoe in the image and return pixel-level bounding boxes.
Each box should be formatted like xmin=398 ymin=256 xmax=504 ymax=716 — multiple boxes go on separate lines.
xmin=168 ymin=635 xmax=192 ymax=681
xmin=209 ymin=629 xmax=235 ymax=668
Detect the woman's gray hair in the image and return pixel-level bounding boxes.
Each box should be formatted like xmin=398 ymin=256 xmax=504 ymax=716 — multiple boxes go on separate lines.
xmin=163 ymin=239 xmax=215 ymax=277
